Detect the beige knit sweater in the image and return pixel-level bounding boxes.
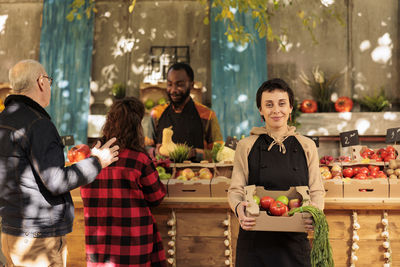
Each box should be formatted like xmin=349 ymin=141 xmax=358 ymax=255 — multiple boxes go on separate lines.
xmin=228 ymin=125 xmax=325 ymax=212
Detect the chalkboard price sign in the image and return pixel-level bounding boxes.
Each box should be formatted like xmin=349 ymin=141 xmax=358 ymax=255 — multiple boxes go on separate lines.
xmin=61 ymin=135 xmax=75 ymax=146
xmin=339 ymin=130 xmax=359 ymax=147
xmin=385 ymin=127 xmax=400 ymax=143
xmin=225 ymin=136 xmax=239 ymax=150
xmin=306 ymin=136 xmax=320 ymax=147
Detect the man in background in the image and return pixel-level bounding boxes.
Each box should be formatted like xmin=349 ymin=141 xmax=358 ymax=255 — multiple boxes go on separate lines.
xmin=146 ymin=62 xmax=223 ymax=161
xmin=0 ymin=59 xmax=119 ymax=266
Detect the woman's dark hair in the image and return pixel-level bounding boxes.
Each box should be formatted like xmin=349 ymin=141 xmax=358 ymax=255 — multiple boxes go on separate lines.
xmin=256 ymin=78 xmax=294 ymax=109
xmin=167 ymin=62 xmax=194 ymax=82
xmin=100 ymin=97 xmax=146 ymax=153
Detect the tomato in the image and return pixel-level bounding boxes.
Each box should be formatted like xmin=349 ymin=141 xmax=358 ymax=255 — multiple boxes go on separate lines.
xmin=369 ymin=170 xmax=378 ymax=178
xmin=384 ymin=153 xmax=396 ymax=162
xmin=260 ymin=196 xmax=275 ymax=210
xmin=353 ymin=167 xmax=360 ymax=174
xmin=67 ymin=144 xmax=91 ymax=163
xmin=300 ymin=99 xmax=318 ymax=113
xmin=368 ymin=165 xmax=380 ymax=172
xmin=269 ymin=201 xmax=289 ymax=216
xmin=354 ymin=173 xmax=367 ymax=180
xmin=369 ymin=154 xmax=381 ymax=161
xmin=343 ymin=167 xmax=354 ymax=178
xmin=358 ymin=167 xmax=369 ymax=175
xmin=376 ymin=171 xmax=387 ymax=178
xmin=386 ymin=146 xmax=396 ymax=154
xmin=360 ymin=151 xmax=369 ymax=159
xmin=379 ymin=150 xmax=388 ymax=159
xmin=334 ymin=96 xmax=353 ymax=112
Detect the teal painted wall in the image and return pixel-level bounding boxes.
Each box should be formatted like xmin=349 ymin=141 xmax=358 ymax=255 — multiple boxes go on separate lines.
xmin=39 ymin=0 xmax=94 ymax=145
xmin=211 ymin=5 xmax=267 ymax=140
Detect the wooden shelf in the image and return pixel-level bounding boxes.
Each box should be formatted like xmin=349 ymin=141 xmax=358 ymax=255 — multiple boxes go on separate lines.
xmin=73 ymin=195 xmax=400 ymax=210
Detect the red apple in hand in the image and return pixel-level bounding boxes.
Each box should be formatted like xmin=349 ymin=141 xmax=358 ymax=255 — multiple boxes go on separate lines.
xmin=288 ymin=198 xmax=301 ymax=209
xmin=67 ymin=144 xmax=91 ymax=163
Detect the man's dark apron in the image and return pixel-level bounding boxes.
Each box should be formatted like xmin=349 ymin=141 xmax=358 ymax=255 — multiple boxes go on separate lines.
xmin=235 ymin=134 xmax=312 ymax=267
xmin=156 ymin=99 xmax=204 ymax=150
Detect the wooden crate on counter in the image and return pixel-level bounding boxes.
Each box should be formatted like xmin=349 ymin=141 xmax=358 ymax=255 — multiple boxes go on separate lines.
xmin=166 ymin=162 xmax=215 ymax=197
xmin=167 ymin=179 xmax=211 ymax=197
xmin=389 ymin=178 xmax=400 ymax=198
xmin=210 ymin=176 xmax=231 ymax=198
xmin=215 ymin=161 xmax=233 ymax=178
xmin=343 ymin=178 xmax=389 ymax=198
xmin=323 ymin=178 xmax=343 ymax=198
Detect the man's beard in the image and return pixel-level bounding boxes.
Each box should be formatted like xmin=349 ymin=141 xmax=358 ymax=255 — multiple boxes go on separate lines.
xmin=168 ymin=89 xmax=191 ymax=107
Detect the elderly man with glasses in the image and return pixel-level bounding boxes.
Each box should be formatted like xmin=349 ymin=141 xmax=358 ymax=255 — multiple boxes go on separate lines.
xmin=0 ymin=59 xmax=120 ymax=267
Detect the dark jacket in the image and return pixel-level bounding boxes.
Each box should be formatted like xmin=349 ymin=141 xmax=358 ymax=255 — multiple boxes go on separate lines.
xmin=0 ymin=95 xmax=102 ymax=237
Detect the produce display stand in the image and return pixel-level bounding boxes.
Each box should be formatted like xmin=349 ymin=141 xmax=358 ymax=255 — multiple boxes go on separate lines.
xmin=68 ymin=194 xmax=400 ymax=267
xmin=66 ymin=130 xmax=400 ymax=267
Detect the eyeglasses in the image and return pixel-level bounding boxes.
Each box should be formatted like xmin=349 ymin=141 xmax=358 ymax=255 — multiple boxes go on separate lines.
xmin=37 ymin=75 xmax=53 ymax=86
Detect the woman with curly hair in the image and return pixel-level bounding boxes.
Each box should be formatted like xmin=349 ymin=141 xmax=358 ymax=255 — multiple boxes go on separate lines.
xmin=81 ymin=97 xmax=167 ymax=267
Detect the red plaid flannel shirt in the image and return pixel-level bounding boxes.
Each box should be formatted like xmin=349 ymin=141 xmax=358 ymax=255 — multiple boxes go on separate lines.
xmin=81 ymin=149 xmax=167 ymax=267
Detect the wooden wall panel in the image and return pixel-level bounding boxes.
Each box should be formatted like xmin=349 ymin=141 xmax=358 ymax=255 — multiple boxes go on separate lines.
xmin=176 ymin=236 xmax=226 ymax=267
xmin=176 ymin=212 xmax=227 ymax=237
xmin=67 ymin=207 xmax=400 ymax=266
xmin=66 ymin=208 xmax=86 ymax=267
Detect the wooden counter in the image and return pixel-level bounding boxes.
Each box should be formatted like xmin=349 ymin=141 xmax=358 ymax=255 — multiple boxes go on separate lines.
xmin=68 ymin=194 xmax=400 ymax=267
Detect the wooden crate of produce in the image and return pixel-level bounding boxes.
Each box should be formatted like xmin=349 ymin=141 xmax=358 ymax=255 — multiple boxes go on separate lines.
xmin=244 ymin=185 xmax=311 ymax=232
xmin=167 ymin=162 xmax=214 ymax=197
xmin=167 ymin=179 xmax=211 ymax=197
xmin=324 ymin=178 xmax=343 ymax=198
xmin=210 ymin=176 xmax=231 ymax=198
xmin=343 ymin=178 xmax=389 ymax=198
xmin=215 ymin=162 xmax=233 ymax=178
xmin=389 ymin=178 xmax=400 ymax=198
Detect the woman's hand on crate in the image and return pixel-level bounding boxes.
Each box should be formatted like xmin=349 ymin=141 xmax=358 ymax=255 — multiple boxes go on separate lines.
xmin=237 ymin=201 xmax=256 ymax=230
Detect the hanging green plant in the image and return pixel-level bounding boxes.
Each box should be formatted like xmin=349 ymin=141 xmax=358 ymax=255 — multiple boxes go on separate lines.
xmin=67 ymin=0 xmax=344 ymax=48
xmin=299 ymin=66 xmax=342 ymax=112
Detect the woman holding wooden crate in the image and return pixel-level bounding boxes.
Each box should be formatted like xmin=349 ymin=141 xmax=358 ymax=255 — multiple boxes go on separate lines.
xmin=228 ymin=78 xmax=325 ymax=267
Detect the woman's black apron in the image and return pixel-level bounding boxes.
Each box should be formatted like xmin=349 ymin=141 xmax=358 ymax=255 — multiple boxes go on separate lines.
xmin=235 ymin=134 xmax=311 ymax=267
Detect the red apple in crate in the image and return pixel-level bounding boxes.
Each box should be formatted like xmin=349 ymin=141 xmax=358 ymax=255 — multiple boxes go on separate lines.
xmin=321 ymin=170 xmax=332 ymax=180
xmin=199 ymin=170 xmax=213 ymax=180
xmin=67 ymin=144 xmax=91 ymax=163
xmin=288 ymin=198 xmax=301 ymax=209
xmin=181 ymin=168 xmax=195 ymax=179
xmin=331 ymin=164 xmax=341 ymax=173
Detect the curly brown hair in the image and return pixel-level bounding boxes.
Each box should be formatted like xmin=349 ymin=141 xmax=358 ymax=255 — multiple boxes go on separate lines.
xmin=100 ymin=97 xmax=146 ymax=153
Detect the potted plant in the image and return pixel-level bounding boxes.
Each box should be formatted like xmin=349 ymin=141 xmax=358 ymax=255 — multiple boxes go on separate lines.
xmin=111 ymin=83 xmax=126 ymax=99
xmin=299 ymin=66 xmax=342 ymax=112
xmin=357 ymin=88 xmax=390 ymax=112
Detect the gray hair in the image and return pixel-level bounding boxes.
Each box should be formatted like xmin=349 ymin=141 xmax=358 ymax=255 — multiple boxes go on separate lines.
xmin=9 ymin=59 xmax=45 ymax=93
